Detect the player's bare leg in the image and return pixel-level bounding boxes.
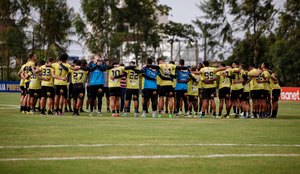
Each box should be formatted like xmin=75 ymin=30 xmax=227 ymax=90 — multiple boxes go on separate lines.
xmin=210 ymin=98 xmax=217 ymax=118
xmin=115 ymin=97 xmax=120 ymax=116
xmin=218 ymin=98 xmax=224 ymax=117
xmin=158 ymin=96 xmax=164 ymax=117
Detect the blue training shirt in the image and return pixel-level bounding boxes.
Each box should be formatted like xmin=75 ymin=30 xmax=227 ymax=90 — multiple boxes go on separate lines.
xmin=175 ymin=68 xmax=190 ymax=90
xmin=89 ymin=63 xmax=106 ymax=85
xmin=143 ymin=66 xmax=158 ymax=89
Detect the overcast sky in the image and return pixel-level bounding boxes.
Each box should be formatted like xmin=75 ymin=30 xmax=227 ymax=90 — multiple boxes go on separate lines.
xmin=68 ymin=0 xmax=201 ymax=25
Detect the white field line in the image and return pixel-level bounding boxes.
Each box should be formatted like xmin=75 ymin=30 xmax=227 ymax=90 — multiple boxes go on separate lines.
xmin=0 ymin=143 xmax=299 ymax=149
xmin=0 ymin=154 xmax=299 ymax=161
xmin=0 ymin=104 xmax=19 ymax=108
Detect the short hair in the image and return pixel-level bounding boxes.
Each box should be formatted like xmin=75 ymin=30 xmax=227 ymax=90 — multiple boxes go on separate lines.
xmin=232 ymin=61 xmax=239 ymax=65
xmin=28 ymin=53 xmax=35 ymax=59
xmin=81 ymin=60 xmax=87 ymax=66
xmin=191 ymin=66 xmax=197 ymax=71
xmin=264 ymin=62 xmax=270 ymax=69
xmin=73 ymin=60 xmax=78 ymax=64
xmin=48 ymin=57 xmax=54 ymax=63
xmin=59 ymin=54 xmax=68 ymax=61
xmin=130 ymin=61 xmax=135 ymax=65
xmin=220 ymin=63 xmax=226 ymax=67
xmin=76 ymin=60 xmax=82 ymax=66
xmin=179 ymin=59 xmax=184 ymax=65
xmin=157 ymin=57 xmax=163 ymax=64
xmin=169 ymin=60 xmax=175 ymax=65
xmin=119 ymin=63 xmax=124 ymax=66
xmin=147 ymin=58 xmax=153 ymax=64
xmin=39 ymin=60 xmax=45 ymax=66
xmin=203 ymin=61 xmax=209 ymax=67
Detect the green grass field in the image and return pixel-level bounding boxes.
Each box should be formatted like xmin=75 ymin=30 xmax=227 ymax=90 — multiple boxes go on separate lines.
xmin=0 ymin=92 xmax=299 ymax=174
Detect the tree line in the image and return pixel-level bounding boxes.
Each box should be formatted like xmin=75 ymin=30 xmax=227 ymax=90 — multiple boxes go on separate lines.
xmin=0 ymin=0 xmax=299 ymax=86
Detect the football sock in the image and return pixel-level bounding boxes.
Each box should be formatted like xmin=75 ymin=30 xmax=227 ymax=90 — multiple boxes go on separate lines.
xmin=117 ymin=110 xmax=119 ymax=113
xmin=213 ymin=112 xmax=216 ymax=116
xmin=112 ymin=110 xmax=115 ymax=113
xmin=233 ymin=106 xmax=236 ymax=114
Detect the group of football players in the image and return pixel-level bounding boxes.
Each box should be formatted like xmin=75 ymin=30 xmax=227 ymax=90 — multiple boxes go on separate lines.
xmin=18 ymin=53 xmax=281 ymax=118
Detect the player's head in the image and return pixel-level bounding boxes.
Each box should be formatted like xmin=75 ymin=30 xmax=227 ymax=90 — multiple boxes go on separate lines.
xmin=169 ymin=60 xmax=175 ymax=65
xmin=179 ymin=59 xmax=184 ymax=66
xmin=157 ymin=57 xmax=164 ymax=64
xmin=129 ymin=61 xmax=135 ymax=66
xmin=191 ymin=66 xmax=197 ymax=71
xmin=93 ymin=55 xmax=100 ymax=64
xmin=73 ymin=59 xmax=78 ymax=66
xmin=28 ymin=53 xmax=36 ymax=62
xmin=232 ymin=61 xmax=238 ymax=68
xmin=198 ymin=63 xmax=204 ymax=70
xmin=112 ymin=62 xmax=119 ymax=66
xmin=220 ymin=63 xmax=226 ymax=67
xmin=104 ymin=59 xmax=109 ymax=65
xmin=248 ymin=63 xmax=255 ymax=70
xmin=76 ymin=60 xmax=82 ymax=66
xmin=59 ymin=54 xmax=68 ymax=62
xmin=262 ymin=62 xmax=270 ymax=69
xmin=48 ymin=57 xmax=54 ymax=63
xmin=39 ymin=60 xmax=45 ymax=66
xmin=241 ymin=63 xmax=248 ymax=70
xmin=147 ymin=58 xmax=153 ymax=65
xmin=81 ymin=60 xmax=87 ymax=67
xmin=203 ymin=61 xmax=209 ymax=67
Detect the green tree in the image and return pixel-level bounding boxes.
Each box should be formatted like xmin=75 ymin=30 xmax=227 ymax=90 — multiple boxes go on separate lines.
xmin=161 ymin=21 xmax=197 ymax=61
xmin=30 ymin=0 xmax=74 ymax=59
xmin=0 ymin=0 xmax=30 ymax=80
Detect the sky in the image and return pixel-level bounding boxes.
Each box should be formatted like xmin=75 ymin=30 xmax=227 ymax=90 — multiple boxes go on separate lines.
xmin=67 ymin=0 xmax=284 ymax=58
xmin=67 ymin=0 xmax=202 ymax=57
xmin=68 ymin=0 xmax=201 ymax=25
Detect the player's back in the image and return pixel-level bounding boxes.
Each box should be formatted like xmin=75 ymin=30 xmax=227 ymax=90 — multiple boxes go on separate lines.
xmin=108 ymin=66 xmax=125 ymax=88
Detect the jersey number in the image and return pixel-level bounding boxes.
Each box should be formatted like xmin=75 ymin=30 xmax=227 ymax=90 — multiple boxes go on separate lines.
xmin=204 ymin=72 xmax=214 ymax=80
xmin=73 ymin=72 xmax=83 ymax=80
xmin=129 ymin=72 xmax=138 ymax=80
xmin=112 ymin=70 xmax=121 ymax=77
xmin=42 ymin=69 xmax=51 ymax=76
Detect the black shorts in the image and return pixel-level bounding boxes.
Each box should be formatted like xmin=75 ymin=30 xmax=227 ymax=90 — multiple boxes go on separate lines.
xmin=20 ymin=86 xmax=26 ymax=96
xmin=218 ymin=87 xmax=230 ymax=99
xmin=272 ymin=89 xmax=281 ymax=102
xmin=90 ymin=85 xmax=104 ymax=98
xmin=241 ymin=92 xmax=250 ymax=101
xmin=125 ymin=89 xmax=139 ymax=100
xmin=202 ymin=88 xmax=216 ymax=100
xmin=86 ymin=86 xmax=91 ymax=98
xmin=175 ymin=90 xmax=187 ymax=99
xmin=231 ymin=89 xmax=243 ymax=100
xmin=25 ymin=82 xmax=30 ymax=94
xmin=188 ymin=95 xmax=198 ymax=102
xmin=29 ymin=89 xmax=41 ymax=98
xmin=103 ymin=87 xmax=110 ymax=97
xmin=68 ymin=83 xmax=74 ymax=99
xmin=261 ymin=90 xmax=269 ymax=100
xmin=109 ymin=87 xmax=121 ymax=97
xmin=54 ymin=85 xmax=68 ymax=98
xmin=198 ymin=88 xmax=202 ymax=98
xmin=73 ymin=83 xmax=85 ymax=99
xmin=250 ymin=90 xmax=261 ymax=99
xmin=143 ymin=89 xmax=158 ymax=98
xmin=41 ymin=86 xmax=55 ymax=98
xmin=159 ymin=85 xmax=174 ymax=97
